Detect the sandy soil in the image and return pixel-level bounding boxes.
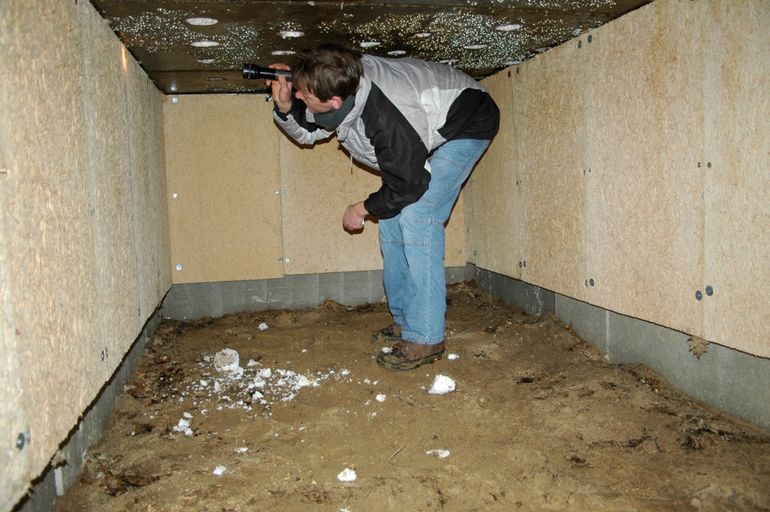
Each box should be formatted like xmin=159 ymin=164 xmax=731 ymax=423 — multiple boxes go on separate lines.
xmin=56 ymin=282 xmax=770 ymax=512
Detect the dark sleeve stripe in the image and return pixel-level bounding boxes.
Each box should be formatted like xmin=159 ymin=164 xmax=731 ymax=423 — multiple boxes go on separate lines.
xmin=361 ymin=84 xmax=431 ymax=220
xmin=274 ymin=96 xmax=323 ymax=132
xmin=438 ymin=89 xmax=500 ymax=141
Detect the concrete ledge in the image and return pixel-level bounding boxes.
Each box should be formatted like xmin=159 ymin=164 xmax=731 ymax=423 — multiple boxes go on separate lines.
xmin=472 ymin=265 xmax=770 ymax=432
xmin=161 ymin=267 xmax=473 ymax=321
xmin=13 ymin=311 xmax=162 ymax=512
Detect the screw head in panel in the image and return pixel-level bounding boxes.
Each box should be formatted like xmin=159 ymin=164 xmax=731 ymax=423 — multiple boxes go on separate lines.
xmin=695 ymin=290 xmax=703 ymax=301
xmin=16 ymin=433 xmax=25 ymax=450
xmin=705 ymin=285 xmax=713 ymax=296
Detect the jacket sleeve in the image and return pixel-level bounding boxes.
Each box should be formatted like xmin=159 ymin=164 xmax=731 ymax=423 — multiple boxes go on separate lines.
xmin=361 ymin=85 xmax=430 ymax=220
xmin=272 ymin=96 xmax=334 ymax=146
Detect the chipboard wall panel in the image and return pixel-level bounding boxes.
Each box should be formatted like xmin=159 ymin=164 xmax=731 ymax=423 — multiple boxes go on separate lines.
xmin=167 ymin=97 xmax=468 ymax=279
xmin=466 ymin=69 xmax=521 ymax=279
xmin=278 ymin=138 xmax=384 ymax=274
xmin=516 ymin=40 xmax=588 ymax=303
xmin=700 ymin=1 xmax=770 ymax=356
xmin=582 ymin=0 xmax=705 ymax=339
xmin=471 ymin=0 xmax=769 ymax=357
xmin=164 ymin=96 xmax=284 ymax=284
xmin=0 ymin=0 xmax=171 ymax=507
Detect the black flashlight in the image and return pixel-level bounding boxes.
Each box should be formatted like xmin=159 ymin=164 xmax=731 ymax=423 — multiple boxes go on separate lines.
xmin=242 ymin=64 xmax=293 ymax=81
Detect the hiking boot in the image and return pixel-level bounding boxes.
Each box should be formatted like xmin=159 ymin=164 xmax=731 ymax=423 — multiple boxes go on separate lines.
xmin=371 ymin=323 xmax=402 ymax=343
xmin=376 ymin=340 xmax=446 ymax=370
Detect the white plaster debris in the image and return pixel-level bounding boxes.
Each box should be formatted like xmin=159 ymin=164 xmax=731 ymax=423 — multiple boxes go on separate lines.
xmin=375 ymin=393 xmax=387 ymax=403
xmin=173 ymin=417 xmax=193 ymax=436
xmin=337 ymin=468 xmax=357 ymax=482
xmin=182 ymin=349 xmax=350 ymax=417
xmin=213 ymin=348 xmax=243 ymax=378
xmin=380 ymin=346 xmax=392 ymax=354
xmin=426 ymin=449 xmax=451 ymax=459
xmin=428 ymin=375 xmax=456 ymax=395
xmin=235 ymin=447 xmax=249 ymax=454
xmin=258 ymin=322 xmax=269 ymax=331
xmin=212 ymin=465 xmax=227 ymax=476
xmin=448 ymin=353 xmax=460 ymax=361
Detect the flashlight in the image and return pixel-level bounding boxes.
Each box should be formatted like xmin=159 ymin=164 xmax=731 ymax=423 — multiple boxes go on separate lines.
xmin=242 ymin=64 xmax=293 ymax=81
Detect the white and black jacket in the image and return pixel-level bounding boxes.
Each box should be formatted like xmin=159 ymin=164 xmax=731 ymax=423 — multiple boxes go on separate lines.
xmin=273 ymin=54 xmax=500 ymax=219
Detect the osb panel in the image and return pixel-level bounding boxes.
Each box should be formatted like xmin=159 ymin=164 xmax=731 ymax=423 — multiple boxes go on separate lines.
xmin=516 ymin=42 xmax=587 ymax=300
xmin=1 ymin=0 xmax=99 ymax=493
xmin=582 ymin=0 xmax=705 ymax=338
xmin=164 ymin=96 xmax=283 ymax=284
xmin=702 ymin=1 xmax=770 ymax=356
xmin=279 ymin=139 xmax=387 ymax=274
xmin=280 ymin=138 xmax=468 ymax=275
xmin=0 ymin=188 xmax=29 ymax=509
xmin=467 ymin=69 xmax=521 ymax=279
xmin=125 ymin=50 xmax=171 ymax=317
xmin=0 ymin=0 xmax=171 ymax=503
xmin=80 ymin=4 xmax=143 ymax=365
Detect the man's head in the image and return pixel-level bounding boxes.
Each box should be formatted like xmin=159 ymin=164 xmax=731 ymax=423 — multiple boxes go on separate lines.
xmin=293 ymin=44 xmax=363 ymax=109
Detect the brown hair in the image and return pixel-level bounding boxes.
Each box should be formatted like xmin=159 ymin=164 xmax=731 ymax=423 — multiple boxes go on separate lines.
xmin=293 ymin=44 xmax=363 ymax=101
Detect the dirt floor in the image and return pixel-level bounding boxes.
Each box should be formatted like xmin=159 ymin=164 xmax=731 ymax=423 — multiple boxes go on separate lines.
xmin=57 ymin=282 xmax=770 ymax=512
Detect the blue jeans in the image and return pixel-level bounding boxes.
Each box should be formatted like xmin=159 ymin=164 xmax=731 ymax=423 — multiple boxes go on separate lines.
xmin=378 ymin=138 xmax=491 ymax=344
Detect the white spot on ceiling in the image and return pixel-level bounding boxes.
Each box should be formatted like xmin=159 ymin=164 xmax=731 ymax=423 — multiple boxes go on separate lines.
xmin=495 ymin=23 xmax=522 ymax=31
xmin=186 ymin=17 xmax=218 ymax=26
xmin=279 ymin=30 xmax=305 ymax=39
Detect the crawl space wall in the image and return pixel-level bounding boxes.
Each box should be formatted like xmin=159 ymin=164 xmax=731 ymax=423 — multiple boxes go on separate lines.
xmin=0 ymin=0 xmax=170 ymax=508
xmin=466 ymin=0 xmax=769 ymax=359
xmin=163 ymin=98 xmax=469 ymax=282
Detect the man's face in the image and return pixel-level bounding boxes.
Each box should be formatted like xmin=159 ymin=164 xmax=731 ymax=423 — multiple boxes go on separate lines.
xmin=295 ymin=88 xmax=337 ymax=114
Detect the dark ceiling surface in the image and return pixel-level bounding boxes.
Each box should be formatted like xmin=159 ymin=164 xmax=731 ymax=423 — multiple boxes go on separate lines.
xmin=88 ymin=0 xmax=652 ymax=95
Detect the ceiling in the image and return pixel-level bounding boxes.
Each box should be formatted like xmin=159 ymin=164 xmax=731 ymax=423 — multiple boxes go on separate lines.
xmin=88 ymin=0 xmax=652 ymax=95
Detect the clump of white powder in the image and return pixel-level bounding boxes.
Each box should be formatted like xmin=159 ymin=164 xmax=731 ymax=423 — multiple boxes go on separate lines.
xmin=213 ymin=348 xmax=243 ymax=378
xmin=337 ymin=468 xmax=357 ymax=482
xmin=426 ymin=449 xmax=451 ymax=459
xmin=172 ymin=415 xmax=193 ymax=436
xmin=428 ymin=374 xmax=456 ymax=395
